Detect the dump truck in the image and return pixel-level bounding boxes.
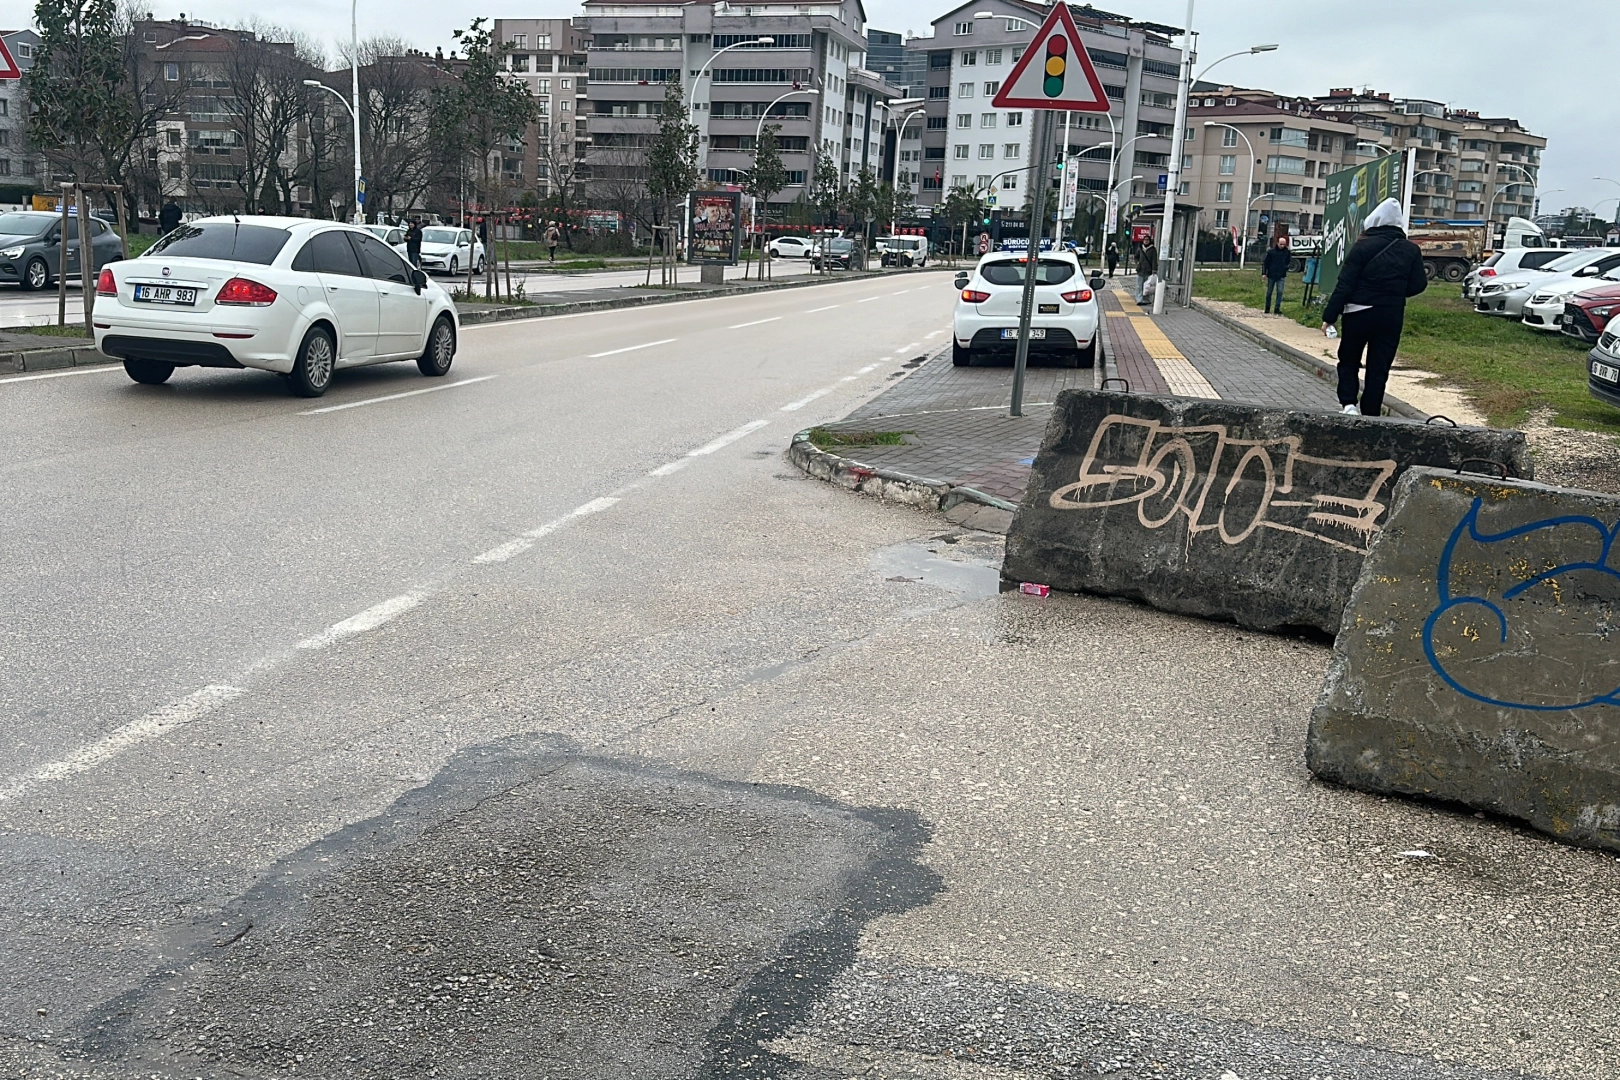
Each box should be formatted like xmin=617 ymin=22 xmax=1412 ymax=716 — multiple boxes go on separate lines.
xmin=1410 ymin=216 xmax=1547 ymax=283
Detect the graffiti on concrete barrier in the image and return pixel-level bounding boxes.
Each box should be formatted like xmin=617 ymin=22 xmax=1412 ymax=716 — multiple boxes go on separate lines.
xmin=1048 ymin=414 xmax=1397 ymax=554
xmin=1425 ymin=497 xmax=1620 ymax=711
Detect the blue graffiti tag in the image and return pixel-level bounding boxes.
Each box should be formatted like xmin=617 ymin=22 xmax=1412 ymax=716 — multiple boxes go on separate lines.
xmin=1424 ymin=497 xmax=1620 ymax=710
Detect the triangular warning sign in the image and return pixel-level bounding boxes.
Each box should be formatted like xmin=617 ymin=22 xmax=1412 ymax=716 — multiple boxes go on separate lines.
xmin=991 ymin=3 xmax=1112 ymax=113
xmin=0 ymin=39 xmax=20 ymax=82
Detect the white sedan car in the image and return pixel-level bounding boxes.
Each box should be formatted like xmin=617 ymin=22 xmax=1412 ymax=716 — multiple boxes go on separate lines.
xmin=769 ymin=235 xmax=814 ymax=259
xmin=418 ymin=226 xmax=486 ymax=277
xmin=93 ymin=217 xmax=460 ymax=397
xmin=1522 ymin=267 xmax=1620 ymax=332
xmin=952 ymin=250 xmax=1101 ymax=368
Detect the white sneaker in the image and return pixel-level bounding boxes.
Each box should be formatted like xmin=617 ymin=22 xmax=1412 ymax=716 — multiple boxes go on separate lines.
xmin=1340 ymin=404 xmax=1361 ymax=415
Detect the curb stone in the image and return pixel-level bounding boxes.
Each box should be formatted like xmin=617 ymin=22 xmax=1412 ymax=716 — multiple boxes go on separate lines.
xmin=455 ymin=265 xmax=953 ymax=327
xmin=788 ymin=426 xmax=1020 ymax=527
xmin=0 ymin=343 xmax=105 ymax=375
xmin=1189 ymin=298 xmax=1426 ymax=420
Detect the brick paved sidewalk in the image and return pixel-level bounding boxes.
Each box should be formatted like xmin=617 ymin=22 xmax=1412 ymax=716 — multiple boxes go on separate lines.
xmin=807 ymin=287 xmax=1348 ymax=525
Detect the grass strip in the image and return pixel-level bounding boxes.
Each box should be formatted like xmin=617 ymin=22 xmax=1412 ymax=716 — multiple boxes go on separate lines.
xmin=808 ymin=427 xmax=913 ymax=447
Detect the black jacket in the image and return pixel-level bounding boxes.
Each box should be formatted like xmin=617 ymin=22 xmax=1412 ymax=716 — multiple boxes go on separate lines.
xmin=1261 ymin=245 xmax=1291 ymax=280
xmin=1322 ymin=225 xmax=1427 ymax=323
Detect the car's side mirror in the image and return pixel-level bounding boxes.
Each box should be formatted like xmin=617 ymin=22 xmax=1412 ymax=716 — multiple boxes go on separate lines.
xmin=954 ymin=273 xmax=969 ymax=289
xmin=411 ymin=269 xmax=427 ymax=292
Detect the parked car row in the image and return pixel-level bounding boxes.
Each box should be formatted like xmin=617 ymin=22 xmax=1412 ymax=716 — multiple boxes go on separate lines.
xmin=1467 ymin=245 xmax=1620 ymax=408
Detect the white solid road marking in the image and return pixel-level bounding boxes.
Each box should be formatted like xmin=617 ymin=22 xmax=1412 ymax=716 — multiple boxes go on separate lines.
xmin=0 ymin=365 xmax=123 ymax=386
xmin=806 ymin=304 xmax=841 ymax=313
xmin=297 ymin=593 xmax=424 ymax=650
xmin=648 ymin=458 xmax=693 ymax=477
xmin=0 ymin=684 xmax=245 ymax=803
xmin=857 ymin=296 xmax=884 ymax=304
xmin=781 ymin=388 xmax=832 ymax=412
xmin=728 ymin=317 xmax=781 ymax=329
xmin=897 ymin=341 xmax=920 ymax=352
xmin=589 ymin=338 xmax=677 ymax=358
xmin=890 ymin=289 xmax=913 ymax=296
xmin=840 ymin=376 xmax=858 ymax=382
xmin=858 ymin=363 xmax=880 ymax=373
xmin=691 ymin=419 xmax=770 ymax=455
xmin=300 ymin=376 xmax=497 ymax=415
xmin=474 ymin=497 xmax=621 ymax=563
xmin=925 ymin=329 xmax=946 ymax=338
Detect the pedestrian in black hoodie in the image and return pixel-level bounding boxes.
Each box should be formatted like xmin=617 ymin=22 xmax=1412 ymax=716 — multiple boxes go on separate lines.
xmin=1261 ymin=235 xmax=1291 ymax=313
xmin=1321 ymin=197 xmax=1428 ymax=416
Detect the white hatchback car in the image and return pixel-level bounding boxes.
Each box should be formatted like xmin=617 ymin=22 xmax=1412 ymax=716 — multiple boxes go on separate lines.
xmin=952 ymin=250 xmax=1101 ymax=368
xmin=94 ymin=217 xmax=460 ymax=397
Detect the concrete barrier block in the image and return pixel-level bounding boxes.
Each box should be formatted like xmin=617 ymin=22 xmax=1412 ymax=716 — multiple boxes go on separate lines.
xmin=1310 ymin=468 xmax=1620 ymax=850
xmin=1002 ymin=390 xmax=1531 ymax=634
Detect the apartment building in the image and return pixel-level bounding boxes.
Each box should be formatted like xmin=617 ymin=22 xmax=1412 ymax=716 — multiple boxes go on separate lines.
xmin=866 ymin=29 xmax=924 ymax=99
xmin=1182 ymin=87 xmax=1391 ymax=237
xmin=1313 ymin=88 xmax=1546 ymax=228
xmin=492 ymin=18 xmax=591 ymax=197
xmin=906 ymin=0 xmax=1184 ymax=213
xmin=581 ymin=0 xmax=870 ymax=211
xmin=0 ymin=29 xmax=44 ymax=192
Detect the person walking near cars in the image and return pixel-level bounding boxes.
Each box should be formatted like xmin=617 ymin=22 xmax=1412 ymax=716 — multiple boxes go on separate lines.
xmin=1262 ymin=235 xmax=1291 ymax=313
xmin=1106 ymin=241 xmax=1119 ymax=279
xmin=158 ymin=200 xmax=182 ymax=235
xmin=1135 ymin=242 xmax=1157 ymax=304
xmin=1320 ymin=197 xmax=1429 ymax=417
xmin=545 ymin=220 xmax=561 ymax=264
xmin=405 ymin=218 xmax=423 ymax=268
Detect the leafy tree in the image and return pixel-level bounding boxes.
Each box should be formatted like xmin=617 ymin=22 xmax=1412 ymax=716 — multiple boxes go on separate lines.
xmin=433 ymin=19 xmax=539 ymax=230
xmin=808 ymin=144 xmax=841 ymax=270
xmin=644 ymin=73 xmax=698 ymax=282
xmin=875 ymin=181 xmax=914 ymax=236
xmin=741 ymin=123 xmax=786 ymax=278
xmin=941 ymin=187 xmax=986 ymax=259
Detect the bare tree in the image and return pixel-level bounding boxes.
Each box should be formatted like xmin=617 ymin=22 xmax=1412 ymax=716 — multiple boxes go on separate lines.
xmin=225 ymin=26 xmax=322 ymax=213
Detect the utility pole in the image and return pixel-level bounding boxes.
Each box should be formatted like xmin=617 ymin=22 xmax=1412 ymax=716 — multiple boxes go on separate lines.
xmin=1153 ymin=5 xmax=1195 ymax=314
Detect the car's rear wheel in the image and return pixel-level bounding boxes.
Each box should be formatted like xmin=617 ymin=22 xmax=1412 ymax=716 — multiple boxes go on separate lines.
xmin=952 ymin=341 xmax=972 ymax=367
xmin=289 ymin=326 xmax=335 ymax=397
xmin=417 ymin=315 xmax=455 ymax=377
xmin=1076 ymin=340 xmax=1098 ymax=369
xmin=123 ymin=358 xmax=174 ymax=385
xmin=23 ymin=257 xmax=49 ymax=291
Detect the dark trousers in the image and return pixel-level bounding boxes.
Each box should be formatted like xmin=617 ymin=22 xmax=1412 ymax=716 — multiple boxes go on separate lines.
xmin=1264 ymin=276 xmax=1285 ymax=311
xmin=1337 ymin=305 xmax=1404 ymax=416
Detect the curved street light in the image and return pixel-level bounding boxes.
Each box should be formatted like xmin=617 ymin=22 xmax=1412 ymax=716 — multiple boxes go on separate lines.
xmin=1204 ymin=121 xmax=1255 ymax=268
xmin=304 ymin=78 xmax=361 ymax=222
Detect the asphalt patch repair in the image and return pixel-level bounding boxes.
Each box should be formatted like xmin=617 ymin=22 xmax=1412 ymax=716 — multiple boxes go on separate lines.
xmin=70 ymin=735 xmax=939 ymax=1078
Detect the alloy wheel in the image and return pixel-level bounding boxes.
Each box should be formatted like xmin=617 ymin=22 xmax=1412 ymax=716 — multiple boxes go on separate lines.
xmin=306 ymin=333 xmax=334 ymax=389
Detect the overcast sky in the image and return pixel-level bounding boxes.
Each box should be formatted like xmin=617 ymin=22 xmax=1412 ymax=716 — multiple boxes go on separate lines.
xmin=148 ymin=0 xmax=1615 ymax=216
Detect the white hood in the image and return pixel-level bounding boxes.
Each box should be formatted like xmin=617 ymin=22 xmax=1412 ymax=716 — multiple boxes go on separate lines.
xmin=1363 ymin=198 xmax=1405 ymax=231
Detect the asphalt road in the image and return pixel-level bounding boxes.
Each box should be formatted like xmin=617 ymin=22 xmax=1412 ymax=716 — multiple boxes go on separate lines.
xmin=1 ymin=271 xmax=1616 ymax=1079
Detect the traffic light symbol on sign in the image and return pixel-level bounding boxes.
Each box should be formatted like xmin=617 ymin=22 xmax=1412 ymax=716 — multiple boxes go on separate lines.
xmin=1043 ymin=35 xmax=1067 ymax=99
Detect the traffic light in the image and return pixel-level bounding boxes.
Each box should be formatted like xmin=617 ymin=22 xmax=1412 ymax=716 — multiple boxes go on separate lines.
xmin=1054 ymin=157 xmax=1065 ymax=172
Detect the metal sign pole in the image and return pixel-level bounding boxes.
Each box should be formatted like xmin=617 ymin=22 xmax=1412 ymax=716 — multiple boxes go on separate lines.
xmin=1011 ymin=108 xmax=1054 ymax=418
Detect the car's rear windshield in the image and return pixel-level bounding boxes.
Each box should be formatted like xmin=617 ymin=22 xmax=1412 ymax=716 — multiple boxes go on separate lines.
xmin=0 ymin=212 xmax=58 ymax=237
xmin=981 ymin=259 xmax=1075 ymax=285
xmin=144 ymin=223 xmax=291 ymax=264
xmin=828 ymin=239 xmax=854 ymax=251
xmin=1521 ymin=250 xmax=1566 ymax=270
xmin=423 ymin=228 xmax=459 ymax=244
xmin=1481 ymin=253 xmax=1502 ymax=268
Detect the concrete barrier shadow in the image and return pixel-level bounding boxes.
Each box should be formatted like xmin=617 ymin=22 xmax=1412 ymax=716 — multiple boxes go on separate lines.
xmin=1001 ymin=390 xmax=1531 ymax=635
xmin=1310 ymin=467 xmax=1620 ymax=851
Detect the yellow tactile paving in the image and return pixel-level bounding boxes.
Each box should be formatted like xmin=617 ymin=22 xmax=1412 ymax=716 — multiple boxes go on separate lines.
xmin=1105 ymin=287 xmax=1218 ymax=399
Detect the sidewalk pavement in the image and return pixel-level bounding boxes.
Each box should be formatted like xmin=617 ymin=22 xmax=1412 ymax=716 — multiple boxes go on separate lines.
xmin=805 ymin=281 xmax=1349 ymax=530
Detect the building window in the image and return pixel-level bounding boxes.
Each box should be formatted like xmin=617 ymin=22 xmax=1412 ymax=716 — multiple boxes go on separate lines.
xmin=951 ymin=174 xmax=969 ymax=188
xmin=1006 ymin=112 xmax=1022 ymax=127
xmin=1221 ymin=128 xmax=1237 ymax=148
xmin=953 ymin=21 xmax=974 ymax=35
xmin=930 ymin=52 xmax=952 ymax=69
xmin=926 ymin=116 xmax=947 ymax=130
xmin=1182 ymin=154 xmax=1192 ymax=170
xmin=1266 ymin=155 xmax=1307 ymax=175
xmin=981 ymin=113 xmax=996 ymax=128
xmin=1004 ymin=143 xmax=1018 ymax=158
xmin=956 ymin=113 xmax=971 ymax=129
xmin=560 ymin=78 xmax=570 ymax=89
xmin=958 ymin=82 xmax=974 ymax=98
xmin=961 ymin=50 xmax=976 ymax=65
xmin=928 ymin=86 xmax=949 ymax=99
xmin=1219 ymin=155 xmax=1235 ymax=175
xmin=983 ymin=80 xmax=999 ymax=96
xmin=785 ymin=170 xmax=807 ymax=185
xmin=536 ymin=79 xmax=551 ymax=94
xmin=1004 ymin=18 xmax=1026 ymax=31
xmin=512 ymin=34 xmax=526 ymax=47
xmin=1217 ymin=182 xmax=1232 ymax=202
xmin=954 ymin=144 xmax=969 ymax=159
xmin=978 ymin=144 xmax=993 ymax=159
xmin=922 ymin=175 xmax=942 ymax=190
xmin=986 ymin=49 xmax=1002 ymax=65
xmin=1178 ymin=181 xmax=1189 ymax=195
xmin=1001 ymin=173 xmax=1017 ymax=189
xmin=166 ymin=129 xmax=180 ymax=147
xmin=1214 ymin=209 xmax=1229 ymax=228
xmin=164 ymin=63 xmax=179 ymax=81
xmin=0 ymin=159 xmax=8 ymax=176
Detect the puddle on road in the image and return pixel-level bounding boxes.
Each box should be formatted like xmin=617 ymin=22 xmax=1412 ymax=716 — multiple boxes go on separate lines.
xmin=871 ymin=536 xmax=1002 ymax=599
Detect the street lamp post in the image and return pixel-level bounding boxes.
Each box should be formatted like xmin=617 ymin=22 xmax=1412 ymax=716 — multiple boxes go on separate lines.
xmin=1204 ymin=122 xmax=1255 ymax=269
xmin=681 ymin=36 xmax=773 ymax=260
xmin=304 ymin=76 xmax=361 ymax=223
xmin=752 ymin=87 xmax=820 ymax=271
xmin=1355 ymin=141 xmax=1394 ymax=157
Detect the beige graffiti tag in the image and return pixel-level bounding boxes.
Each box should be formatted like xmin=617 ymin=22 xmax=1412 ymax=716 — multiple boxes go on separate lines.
xmin=1048 ymin=415 xmax=1397 ymax=554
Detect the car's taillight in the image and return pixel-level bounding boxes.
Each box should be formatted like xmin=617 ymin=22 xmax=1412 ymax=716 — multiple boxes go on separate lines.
xmin=96 ymin=268 xmax=116 ymax=296
xmin=961 ymin=289 xmax=991 ymax=303
xmin=216 ymin=277 xmax=277 ymax=306
xmin=1061 ymin=289 xmax=1094 ymax=303
xmin=1479 ymin=268 xmax=1496 ymax=277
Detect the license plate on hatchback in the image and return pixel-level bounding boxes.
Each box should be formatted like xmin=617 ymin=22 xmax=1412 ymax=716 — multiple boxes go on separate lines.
xmin=1592 ymin=360 xmax=1619 ymax=383
xmin=133 ymin=284 xmax=198 ymax=306
xmin=1001 ymin=328 xmax=1046 ymax=339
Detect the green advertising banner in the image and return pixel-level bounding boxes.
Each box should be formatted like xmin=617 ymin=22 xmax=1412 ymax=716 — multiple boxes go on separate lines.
xmin=1318 ymin=154 xmax=1404 ymax=298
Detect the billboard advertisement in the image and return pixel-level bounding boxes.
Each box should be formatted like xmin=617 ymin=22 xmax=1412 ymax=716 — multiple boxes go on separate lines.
xmin=1318 ymin=154 xmax=1403 ymax=297
xmin=687 ymin=191 xmax=741 ymax=265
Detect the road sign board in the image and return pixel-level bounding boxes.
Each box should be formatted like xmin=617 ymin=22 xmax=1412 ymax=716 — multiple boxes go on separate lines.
xmin=977 ymin=232 xmax=991 ymax=255
xmin=987 ymin=195 xmax=997 ymax=207
xmin=0 ymin=38 xmax=21 ymax=81
xmin=990 ymin=4 xmax=1111 ymax=113
xmin=1156 ymin=173 xmax=1168 ymax=194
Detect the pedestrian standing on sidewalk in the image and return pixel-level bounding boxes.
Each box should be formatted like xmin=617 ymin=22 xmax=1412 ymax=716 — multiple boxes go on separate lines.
xmin=545 ymin=221 xmax=561 ymax=264
xmin=1262 ymin=235 xmax=1291 ymax=313
xmin=1320 ymin=197 xmax=1428 ymax=416
xmin=1135 ymin=242 xmax=1157 ymax=304
xmin=1106 ymin=241 xmax=1119 ymax=278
